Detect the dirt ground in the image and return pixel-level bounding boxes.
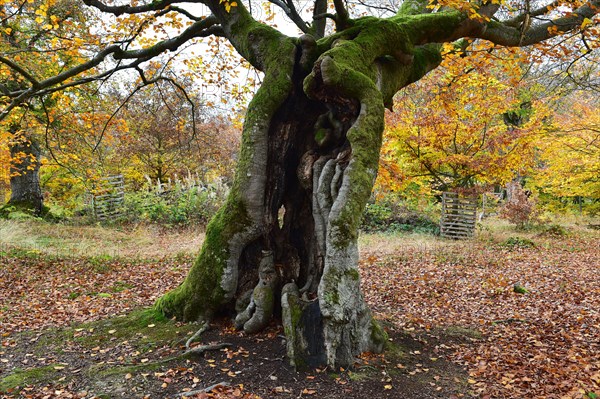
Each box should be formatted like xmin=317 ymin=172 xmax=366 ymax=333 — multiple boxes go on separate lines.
xmin=1 ymin=313 xmax=476 ymax=398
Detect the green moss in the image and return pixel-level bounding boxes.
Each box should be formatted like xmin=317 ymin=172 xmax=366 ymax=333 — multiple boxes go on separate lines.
xmin=0 ymin=365 xmax=58 ymax=391
xmin=314 ymin=128 xmax=328 ymax=144
xmin=370 ymin=318 xmax=389 ymax=349
xmin=89 ymin=361 xmax=164 ymax=378
xmin=323 ymin=289 xmax=340 ymax=305
xmin=347 ymin=269 xmax=360 ymax=281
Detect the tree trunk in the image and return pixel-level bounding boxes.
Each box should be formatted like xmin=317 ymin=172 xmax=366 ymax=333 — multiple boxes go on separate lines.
xmin=8 ymin=135 xmax=43 ymax=215
xmin=156 ymin=16 xmax=443 ymax=369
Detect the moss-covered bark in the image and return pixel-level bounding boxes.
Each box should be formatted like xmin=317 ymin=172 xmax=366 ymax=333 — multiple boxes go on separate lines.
xmin=156 ymin=6 xmax=467 ymax=368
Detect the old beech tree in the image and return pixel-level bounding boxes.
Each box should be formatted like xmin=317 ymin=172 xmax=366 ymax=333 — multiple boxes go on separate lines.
xmin=2 ymin=0 xmax=599 ymax=368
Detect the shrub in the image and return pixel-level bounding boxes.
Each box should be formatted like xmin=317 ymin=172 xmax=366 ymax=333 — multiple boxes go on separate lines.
xmin=500 ymin=182 xmax=537 ymax=229
xmin=121 ymin=178 xmax=228 ymax=226
xmin=500 ymin=236 xmax=536 ymax=249
xmin=361 ymin=196 xmax=440 ymax=235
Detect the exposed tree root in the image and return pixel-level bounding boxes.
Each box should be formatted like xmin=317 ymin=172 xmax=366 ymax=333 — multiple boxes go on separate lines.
xmin=185 ymin=322 xmax=210 ymax=350
xmin=182 ymin=343 xmax=233 ymax=359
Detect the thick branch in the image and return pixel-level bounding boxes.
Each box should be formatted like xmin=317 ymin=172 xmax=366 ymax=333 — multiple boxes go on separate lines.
xmin=312 ymin=0 xmax=327 ymax=38
xmin=114 ymin=16 xmax=220 ymax=59
xmin=333 ymin=0 xmax=351 ymax=30
xmin=479 ymin=0 xmax=600 ymax=46
xmin=82 ymin=0 xmax=182 ymax=16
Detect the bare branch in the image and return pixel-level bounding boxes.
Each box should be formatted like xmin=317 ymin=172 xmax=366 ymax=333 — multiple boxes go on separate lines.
xmin=480 ymin=0 xmax=600 ymax=46
xmin=503 ymin=0 xmax=561 ymax=27
xmin=82 ymin=0 xmax=182 ymax=16
xmin=267 ymin=0 xmax=310 ymax=33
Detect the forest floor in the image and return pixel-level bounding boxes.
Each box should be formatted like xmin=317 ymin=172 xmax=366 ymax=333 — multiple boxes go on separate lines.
xmin=1 ymin=218 xmax=599 ymax=398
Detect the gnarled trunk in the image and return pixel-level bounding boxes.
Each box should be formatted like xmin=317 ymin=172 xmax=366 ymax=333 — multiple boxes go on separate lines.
xmin=157 ymin=15 xmax=442 ymax=369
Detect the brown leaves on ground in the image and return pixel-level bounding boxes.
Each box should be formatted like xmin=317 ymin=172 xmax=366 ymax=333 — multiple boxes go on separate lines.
xmin=2 ymin=229 xmax=599 ymax=398
xmin=0 ymin=250 xmax=190 ymax=335
xmin=361 ymin=233 xmax=600 ymax=398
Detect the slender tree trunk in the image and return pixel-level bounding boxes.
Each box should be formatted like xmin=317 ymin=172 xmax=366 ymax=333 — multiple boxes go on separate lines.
xmin=8 ymin=135 xmax=43 ymax=215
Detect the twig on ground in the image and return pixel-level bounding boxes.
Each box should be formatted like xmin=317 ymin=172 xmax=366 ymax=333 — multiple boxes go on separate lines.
xmin=492 ymin=318 xmax=529 ymax=324
xmin=183 ymin=342 xmax=232 ymax=358
xmin=174 ymin=381 xmax=231 ymax=397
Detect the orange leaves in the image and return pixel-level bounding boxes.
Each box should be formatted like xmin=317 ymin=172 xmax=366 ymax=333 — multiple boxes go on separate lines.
xmin=379 ymin=43 xmax=543 ymax=196
xmin=360 ymin=232 xmax=600 ymax=398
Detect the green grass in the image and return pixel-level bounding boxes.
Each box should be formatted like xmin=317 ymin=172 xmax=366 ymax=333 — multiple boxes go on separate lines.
xmin=0 ymin=219 xmax=204 ymax=259
xmin=0 ymin=365 xmax=59 ymax=392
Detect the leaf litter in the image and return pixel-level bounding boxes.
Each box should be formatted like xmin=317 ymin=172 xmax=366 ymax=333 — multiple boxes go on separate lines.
xmin=1 ymin=229 xmax=599 ymax=398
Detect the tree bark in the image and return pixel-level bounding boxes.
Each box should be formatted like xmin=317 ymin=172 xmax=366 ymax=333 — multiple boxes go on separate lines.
xmin=7 ymin=135 xmax=43 ymax=215
xmin=156 ymin=9 xmax=447 ymax=370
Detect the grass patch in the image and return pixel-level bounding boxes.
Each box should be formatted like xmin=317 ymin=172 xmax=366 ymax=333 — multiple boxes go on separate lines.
xmin=69 ymin=308 xmax=198 ymax=350
xmin=0 ymin=219 xmax=204 ymax=259
xmin=442 ymin=326 xmax=483 ymax=340
xmin=500 ymin=236 xmax=536 ymax=249
xmin=88 ymin=360 xmax=165 ymax=378
xmin=0 ymin=365 xmax=59 ymax=392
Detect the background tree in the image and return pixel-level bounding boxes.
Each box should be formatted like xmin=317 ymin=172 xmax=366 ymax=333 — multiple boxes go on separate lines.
xmin=0 ymin=0 xmax=99 ymax=213
xmin=1 ymin=0 xmax=599 ymax=369
xmin=379 ymin=43 xmax=548 ymax=197
xmin=113 ymin=79 xmax=240 ymax=186
xmin=533 ymin=92 xmax=600 ymax=211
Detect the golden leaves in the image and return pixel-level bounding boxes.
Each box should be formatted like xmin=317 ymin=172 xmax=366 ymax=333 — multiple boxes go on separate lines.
xmin=379 ymin=43 xmax=543 ymax=196
xmin=219 ymin=0 xmax=238 ymax=13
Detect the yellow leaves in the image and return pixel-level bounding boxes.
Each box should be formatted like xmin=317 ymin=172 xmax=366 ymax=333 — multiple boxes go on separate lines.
xmin=219 ymin=0 xmax=238 ymax=13
xmin=379 ymin=44 xmax=546 ymax=196
xmin=73 ymin=37 xmax=85 ymax=47
xmin=580 ymin=18 xmax=593 ymax=30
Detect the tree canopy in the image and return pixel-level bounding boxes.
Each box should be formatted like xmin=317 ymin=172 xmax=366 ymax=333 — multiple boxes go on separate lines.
xmin=1 ymin=0 xmax=599 ymax=118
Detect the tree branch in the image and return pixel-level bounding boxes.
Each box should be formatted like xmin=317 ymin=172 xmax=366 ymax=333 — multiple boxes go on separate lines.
xmin=333 ymin=0 xmax=351 ymax=30
xmin=0 ymin=15 xmax=220 ymax=122
xmin=0 ymin=56 xmax=39 ymax=87
xmin=312 ymin=0 xmax=328 ymax=38
xmin=265 ymin=0 xmax=310 ymax=34
xmin=479 ymin=0 xmax=600 ymax=46
xmin=82 ymin=0 xmax=182 ymax=16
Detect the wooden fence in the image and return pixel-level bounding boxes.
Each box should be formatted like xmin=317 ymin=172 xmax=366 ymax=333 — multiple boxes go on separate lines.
xmin=440 ymin=192 xmax=477 ymax=239
xmin=91 ymin=175 xmax=125 ymax=221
